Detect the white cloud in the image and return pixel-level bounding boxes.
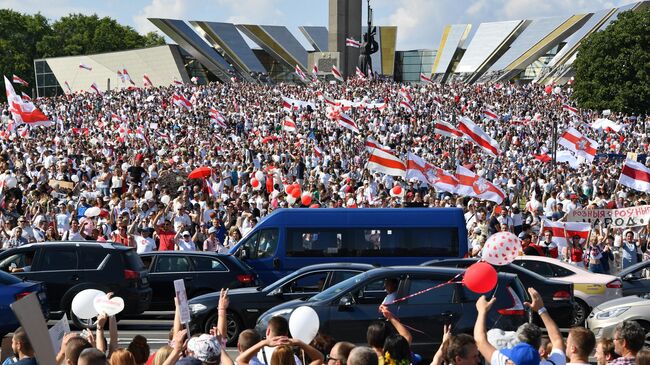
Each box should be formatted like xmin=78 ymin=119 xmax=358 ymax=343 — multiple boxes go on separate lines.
xmin=133 ymin=0 xmax=189 ymax=34
xmin=216 ymin=0 xmax=285 ymax=25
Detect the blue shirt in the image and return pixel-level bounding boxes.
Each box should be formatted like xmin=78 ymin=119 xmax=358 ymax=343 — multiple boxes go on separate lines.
xmin=621 ymin=241 xmax=639 ymax=269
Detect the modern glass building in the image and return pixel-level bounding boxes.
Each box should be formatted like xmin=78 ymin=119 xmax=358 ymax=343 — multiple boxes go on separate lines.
xmin=394 ymin=50 xmax=436 ymax=83
xmin=34 ymin=60 xmax=63 ymax=97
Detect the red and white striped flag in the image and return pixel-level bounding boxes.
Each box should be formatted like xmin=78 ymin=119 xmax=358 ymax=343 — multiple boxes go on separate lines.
xmin=64 ymin=81 xmax=72 ymax=94
xmin=173 ymin=78 xmax=183 ymax=85
xmin=337 ymin=112 xmax=359 ymax=134
xmin=458 ymin=116 xmax=501 ymax=157
xmin=483 ymin=108 xmax=499 ymax=121
xmin=90 ymin=82 xmax=101 ymax=95
xmin=562 ymin=104 xmax=578 ymax=116
xmin=143 ymin=74 xmax=153 ymax=87
xmin=20 ymin=92 xmax=31 ymax=102
xmin=312 ymin=65 xmax=319 ymax=82
xmin=367 ymin=148 xmax=406 ymax=178
xmin=399 ymin=100 xmax=414 ymax=113
xmin=295 ymin=65 xmax=307 ymax=82
xmin=209 ymin=107 xmax=226 ymax=128
xmin=331 ymin=66 xmax=343 ymax=82
xmin=542 ymin=219 xmax=590 ymax=253
xmin=420 ymin=73 xmax=433 ymax=84
xmin=111 ymin=113 xmax=122 ymax=122
xmin=4 ymin=76 xmax=52 ymax=127
xmin=172 ymin=93 xmax=192 ymax=110
xmin=135 ymin=126 xmax=150 ymax=147
xmin=400 ymin=87 xmax=413 ymax=103
xmin=434 ymin=120 xmax=463 ymax=139
xmin=117 ymin=70 xmax=124 ymax=83
xmin=12 ymin=75 xmax=28 ymax=87
xmin=558 ymin=127 xmax=598 ymax=163
xmin=346 ymin=37 xmax=361 ymax=48
xmin=406 ymin=152 xmax=458 ymax=193
xmin=455 ymin=165 xmax=505 ymax=204
xmin=123 ymin=68 xmax=135 ymax=86
xmin=365 ymin=137 xmax=392 ymax=154
xmin=79 ymin=63 xmax=92 ymax=71
xmin=313 ymin=145 xmax=323 ymax=158
xmin=355 ymin=66 xmax=366 ymax=80
xmin=432 ymin=95 xmax=443 ymax=107
xmin=619 ymin=159 xmax=650 ymax=193
xmin=282 ymin=116 xmax=297 ymax=132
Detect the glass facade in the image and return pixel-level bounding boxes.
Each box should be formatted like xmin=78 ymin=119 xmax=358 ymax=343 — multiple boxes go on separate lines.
xmin=253 ymin=49 xmax=297 ymax=83
xmin=394 ymin=50 xmax=436 ymax=83
xmin=34 ymin=60 xmax=63 ymax=97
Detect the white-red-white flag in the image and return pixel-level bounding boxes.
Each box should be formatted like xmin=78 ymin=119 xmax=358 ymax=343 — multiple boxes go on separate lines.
xmin=79 ymin=63 xmax=92 ymax=71
xmin=434 ymin=120 xmax=463 ymax=139
xmin=123 ymin=69 xmax=135 ymax=86
xmin=619 ymin=159 xmax=650 ymax=193
xmin=355 ymin=66 xmax=366 ymax=80
xmin=64 ymin=81 xmax=72 ymax=94
xmin=312 ymin=65 xmax=319 ymax=82
xmin=295 ymin=65 xmax=307 ymax=82
xmin=367 ymin=68 xmax=373 ymax=80
xmin=209 ymin=107 xmax=226 ymax=125
xmin=12 ymin=75 xmax=28 ymax=87
xmin=406 ymin=153 xmax=458 ymax=193
xmin=400 ymin=87 xmax=413 ymax=103
xmin=562 ymin=104 xmax=578 ymax=116
xmin=542 ymin=219 xmax=591 ymax=253
xmin=455 ymin=165 xmax=505 ymax=204
xmin=111 ymin=113 xmax=122 ymax=123
xmin=367 ymin=148 xmax=406 ymax=178
xmin=337 ymin=112 xmax=359 ymax=134
xmin=558 ymin=127 xmax=598 ymax=163
xmin=282 ymin=116 xmax=297 ymax=132
xmin=592 ymin=118 xmax=623 ymax=133
xmin=20 ymin=92 xmax=31 ymax=102
xmin=4 ymin=76 xmax=52 ymax=127
xmin=173 ymin=78 xmax=183 ymax=85
xmin=399 ymin=100 xmax=414 ymax=113
xmin=143 ymin=74 xmax=153 ymax=88
xmin=346 ymin=38 xmax=360 ymax=48
xmin=117 ymin=70 xmax=124 ymax=83
xmin=483 ymin=108 xmax=499 ymax=121
xmin=365 ymin=137 xmax=392 ymax=154
xmin=331 ymin=66 xmax=343 ymax=82
xmin=420 ymin=73 xmax=433 ymax=85
xmin=313 ymin=145 xmax=323 ymax=158
xmin=90 ymin=82 xmax=101 ymax=95
xmin=458 ymin=116 xmax=501 ymax=157
xmin=432 ymin=95 xmax=443 ymax=107
xmin=172 ymin=93 xmax=192 ymax=110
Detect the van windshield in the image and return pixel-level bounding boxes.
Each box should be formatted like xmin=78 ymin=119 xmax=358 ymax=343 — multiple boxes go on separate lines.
xmin=308 ymin=272 xmax=369 ymax=302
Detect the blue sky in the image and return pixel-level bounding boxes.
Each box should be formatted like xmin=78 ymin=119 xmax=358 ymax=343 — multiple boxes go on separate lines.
xmin=0 ymin=0 xmax=638 ymax=50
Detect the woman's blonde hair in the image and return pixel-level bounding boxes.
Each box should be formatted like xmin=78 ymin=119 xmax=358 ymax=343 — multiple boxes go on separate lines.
xmin=271 ymin=345 xmax=296 ymax=365
xmin=152 ymin=346 xmax=173 ymax=365
xmin=110 ymin=348 xmax=137 ymax=365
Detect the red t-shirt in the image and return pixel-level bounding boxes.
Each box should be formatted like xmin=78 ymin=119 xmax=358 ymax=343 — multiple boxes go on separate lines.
xmin=157 ymin=229 xmax=176 ymax=251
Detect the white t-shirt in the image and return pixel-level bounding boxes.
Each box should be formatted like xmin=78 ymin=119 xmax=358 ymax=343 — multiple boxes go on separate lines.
xmin=177 ymin=238 xmax=196 ymax=251
xmin=257 ymin=346 xmax=303 ymax=365
xmin=135 ymin=236 xmax=156 ymax=254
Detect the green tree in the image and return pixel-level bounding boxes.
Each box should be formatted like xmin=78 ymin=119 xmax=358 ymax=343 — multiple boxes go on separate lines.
xmin=572 ymin=9 xmax=650 ymax=114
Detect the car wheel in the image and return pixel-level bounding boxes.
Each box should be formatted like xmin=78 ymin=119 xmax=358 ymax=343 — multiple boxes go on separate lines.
xmin=571 ymin=299 xmax=590 ymax=326
xmin=204 ymin=310 xmax=242 ymax=346
xmin=638 ymin=321 xmax=650 ymax=348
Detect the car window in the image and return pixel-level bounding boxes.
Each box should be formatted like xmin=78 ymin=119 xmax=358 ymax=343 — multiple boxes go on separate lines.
xmin=330 ymin=270 xmax=363 ymax=286
xmin=284 ymin=271 xmax=328 ymax=293
xmin=514 ymin=260 xmax=554 ymax=277
xmin=78 ymin=250 xmax=108 ymax=270
xmin=406 ymin=279 xmax=456 ymax=304
xmin=241 ymin=231 xmax=260 ymax=259
xmin=124 ymin=250 xmax=146 ymax=270
xmin=355 ymin=278 xmax=389 ymax=305
xmin=155 ymin=256 xmax=191 ymax=273
xmin=191 ymin=257 xmax=227 ymax=272
xmin=548 ymin=263 xmax=574 ymax=277
xmin=0 ymin=252 xmax=30 ymax=271
xmin=140 ymin=256 xmax=153 ymax=270
xmin=257 ymin=229 xmax=279 ymax=258
xmin=39 ymin=249 xmax=77 ymax=271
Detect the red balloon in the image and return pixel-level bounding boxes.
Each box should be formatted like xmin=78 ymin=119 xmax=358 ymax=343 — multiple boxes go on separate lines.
xmin=301 ymin=193 xmax=312 ymax=206
xmin=291 ymin=188 xmax=301 ymax=199
xmin=286 ymin=184 xmax=295 ymax=195
xmin=462 ymin=262 xmax=498 ymax=294
xmin=392 ymin=186 xmax=402 ymax=195
xmin=251 ymin=178 xmax=260 ymax=188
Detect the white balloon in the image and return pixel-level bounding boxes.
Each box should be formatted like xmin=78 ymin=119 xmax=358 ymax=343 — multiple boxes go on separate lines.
xmin=482 ymin=232 xmax=521 ymax=266
xmin=254 ymin=171 xmax=265 ymax=181
xmin=84 ymin=207 xmax=101 ymax=217
xmin=71 ymin=289 xmax=105 ymax=319
xmin=5 ymin=176 xmax=17 ymax=189
xmin=144 ymin=191 xmax=154 ymax=200
xmin=93 ymin=294 xmax=125 ymax=316
xmin=161 ymin=195 xmax=171 ymax=205
xmin=289 ymin=306 xmax=320 ymax=344
xmin=71 ymin=175 xmax=80 ymax=183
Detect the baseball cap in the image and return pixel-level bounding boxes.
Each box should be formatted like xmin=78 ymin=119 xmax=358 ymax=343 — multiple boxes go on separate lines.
xmin=499 ymin=343 xmax=540 ymax=365
xmin=208 ymin=227 xmax=217 ymax=234
xmin=182 ymin=231 xmax=191 ymax=237
xmin=176 ymin=357 xmax=202 ymax=365
xmin=187 ymin=334 xmax=222 ymax=363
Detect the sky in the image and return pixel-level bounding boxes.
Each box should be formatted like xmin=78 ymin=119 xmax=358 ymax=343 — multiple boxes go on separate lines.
xmin=0 ymin=0 xmax=639 ymax=50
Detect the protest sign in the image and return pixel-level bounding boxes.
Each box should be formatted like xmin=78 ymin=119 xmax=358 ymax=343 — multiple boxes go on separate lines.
xmin=567 ymin=205 xmax=650 ymax=228
xmin=49 ymin=313 xmax=71 ymax=354
xmin=173 ymin=279 xmax=191 ymax=324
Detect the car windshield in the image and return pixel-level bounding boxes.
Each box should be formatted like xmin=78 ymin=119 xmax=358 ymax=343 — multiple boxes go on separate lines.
xmin=308 ymin=272 xmax=369 ymax=302
xmin=263 ymin=269 xmax=310 ymax=291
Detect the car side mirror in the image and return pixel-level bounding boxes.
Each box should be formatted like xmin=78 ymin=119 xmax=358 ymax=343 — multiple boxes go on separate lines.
xmin=269 ymin=287 xmax=283 ymax=296
xmin=338 ymin=295 xmax=353 ymax=311
xmin=623 ymin=274 xmax=636 ymax=281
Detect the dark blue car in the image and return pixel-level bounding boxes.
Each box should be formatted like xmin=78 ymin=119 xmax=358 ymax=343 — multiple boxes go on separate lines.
xmin=0 ymin=270 xmax=48 ymax=337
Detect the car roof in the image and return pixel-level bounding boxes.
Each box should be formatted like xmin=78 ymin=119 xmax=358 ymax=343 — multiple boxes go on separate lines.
xmin=139 ymin=251 xmax=234 ymax=257
xmin=366 ymin=265 xmax=518 ymax=281
xmin=7 ymin=241 xmax=130 ymax=251
xmin=294 ymin=262 xmax=377 ymax=272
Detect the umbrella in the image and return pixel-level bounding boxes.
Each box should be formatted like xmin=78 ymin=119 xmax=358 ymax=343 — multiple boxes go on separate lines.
xmin=188 ymin=166 xmax=212 ymax=179
xmin=85 ymin=207 xmax=101 ymax=218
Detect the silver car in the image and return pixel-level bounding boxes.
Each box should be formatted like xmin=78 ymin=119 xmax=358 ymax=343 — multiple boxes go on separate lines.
xmin=586 ymin=295 xmax=650 ymax=347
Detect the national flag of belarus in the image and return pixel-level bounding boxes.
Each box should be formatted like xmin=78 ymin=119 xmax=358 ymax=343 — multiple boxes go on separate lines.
xmin=455 ymin=165 xmax=505 ymax=204
xmin=458 ymin=116 xmax=501 ymax=157
xmin=542 ymin=219 xmax=590 ymax=253
xmin=406 ymin=152 xmax=458 ymax=193
xmin=79 ymin=63 xmax=92 ymax=71
xmin=295 ymin=65 xmax=307 ymax=82
xmin=312 ymin=65 xmax=319 ymax=82
xmin=399 ymin=100 xmax=414 ymax=113
xmin=172 ymin=93 xmax=192 ymax=110
xmin=346 ymin=38 xmax=361 ymax=48
xmin=365 ymin=137 xmax=392 ymax=154
xmin=483 ymin=108 xmax=499 ymax=121
xmin=282 ymin=116 xmax=297 ymax=132
xmin=143 ymin=74 xmax=153 ymax=87
xmin=355 ymin=66 xmax=366 ymax=80
xmin=337 ymin=112 xmax=359 ymax=134
xmin=558 ymin=127 xmax=598 ymax=163
xmin=90 ymin=82 xmax=101 ymax=95
xmin=64 ymin=81 xmax=72 ymax=94
xmin=419 ymin=73 xmax=433 ymax=84
xmin=314 ymin=145 xmax=323 ymax=158
xmin=4 ymin=76 xmax=52 ymax=127
xmin=331 ymin=66 xmax=343 ymax=82
xmin=20 ymin=92 xmax=31 ymax=102
xmin=434 ymin=120 xmax=463 ymax=139
xmin=619 ymin=159 xmax=650 ymax=193
xmin=111 ymin=113 xmax=122 ymax=122
xmin=173 ymin=78 xmax=183 ymax=85
xmin=367 ymin=148 xmax=406 ymax=178
xmin=562 ymin=104 xmax=578 ymax=115
xmin=12 ymin=75 xmax=28 ymax=87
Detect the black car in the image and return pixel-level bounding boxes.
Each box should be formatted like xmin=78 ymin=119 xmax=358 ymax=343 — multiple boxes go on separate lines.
xmin=189 ymin=262 xmax=376 ymax=344
xmin=619 ymin=260 xmax=650 ymax=297
xmin=422 ymin=258 xmax=575 ymax=327
xmin=140 ymin=252 xmax=258 ymax=311
xmin=0 ymin=242 xmax=151 ymax=328
xmin=255 ymin=266 xmax=530 ymax=359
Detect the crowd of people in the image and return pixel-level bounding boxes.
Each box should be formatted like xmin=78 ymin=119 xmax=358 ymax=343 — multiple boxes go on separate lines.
xmin=1 ymin=76 xmax=649 ymax=274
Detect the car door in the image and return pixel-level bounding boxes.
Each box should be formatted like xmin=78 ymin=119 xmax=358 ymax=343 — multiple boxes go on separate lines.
xmin=396 ymin=276 xmax=461 ymax=351
xmin=188 ymin=256 xmax=230 ymax=296
xmin=621 ymin=263 xmax=650 ymax=296
xmin=513 ymin=260 xmax=556 ymax=278
xmin=149 ymin=255 xmax=191 ymax=309
xmin=20 ymin=246 xmax=78 ymax=311
xmin=326 ymin=276 xmax=388 ymax=344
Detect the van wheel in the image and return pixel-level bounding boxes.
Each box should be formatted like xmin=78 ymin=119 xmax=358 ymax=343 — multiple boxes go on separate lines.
xmin=571 ymin=299 xmax=590 ymax=326
xmin=205 ymin=310 xmax=242 ymax=347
